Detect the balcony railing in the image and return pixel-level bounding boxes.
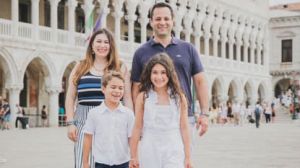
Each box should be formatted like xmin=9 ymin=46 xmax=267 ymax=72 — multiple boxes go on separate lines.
xmin=0 ymin=18 xmax=86 ymax=48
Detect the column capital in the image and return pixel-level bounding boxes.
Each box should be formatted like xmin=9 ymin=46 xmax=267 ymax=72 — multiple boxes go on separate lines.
xmin=50 ymin=0 xmax=60 ymax=7
xmin=7 ymin=85 xmax=23 ymax=92
xmin=125 ymin=14 xmax=137 ymax=22
xmin=112 ymin=11 xmax=124 ymax=19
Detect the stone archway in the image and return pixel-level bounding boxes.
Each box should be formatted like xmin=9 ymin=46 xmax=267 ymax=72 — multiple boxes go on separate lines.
xmin=211 ymin=78 xmax=223 ymax=106
xmin=21 ymin=57 xmax=51 ymax=127
xmin=58 ymin=61 xmax=76 ymax=126
xmin=244 ymin=81 xmax=253 ymax=106
xmin=258 ymin=83 xmax=266 ymax=103
xmin=228 ymin=80 xmax=238 ymax=103
xmin=274 ymin=78 xmax=290 ymax=98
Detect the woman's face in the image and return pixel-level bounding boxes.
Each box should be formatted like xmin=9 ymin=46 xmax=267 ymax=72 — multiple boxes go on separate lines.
xmin=92 ymin=33 xmax=110 ymax=59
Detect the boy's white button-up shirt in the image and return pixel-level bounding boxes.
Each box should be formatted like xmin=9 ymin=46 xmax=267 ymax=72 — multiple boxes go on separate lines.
xmin=83 ymin=102 xmax=135 ymax=166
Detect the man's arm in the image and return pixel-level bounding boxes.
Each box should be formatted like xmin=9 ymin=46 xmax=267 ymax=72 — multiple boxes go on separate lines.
xmin=131 ymin=82 xmax=141 ymax=110
xmin=193 ymin=72 xmax=209 ymax=136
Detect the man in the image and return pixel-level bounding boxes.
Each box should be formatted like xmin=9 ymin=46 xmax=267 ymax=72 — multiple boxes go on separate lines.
xmin=131 ymin=2 xmax=209 ymax=136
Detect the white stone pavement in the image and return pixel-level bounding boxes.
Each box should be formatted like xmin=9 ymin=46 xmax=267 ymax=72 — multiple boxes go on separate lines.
xmin=0 ymin=121 xmax=300 ymax=168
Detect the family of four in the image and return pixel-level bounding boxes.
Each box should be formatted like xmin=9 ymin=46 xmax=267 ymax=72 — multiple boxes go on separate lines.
xmin=65 ymin=2 xmax=209 ymax=168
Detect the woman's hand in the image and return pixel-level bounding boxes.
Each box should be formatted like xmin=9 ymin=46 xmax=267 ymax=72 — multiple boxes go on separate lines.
xmin=67 ymin=125 xmax=78 ymax=142
xmin=185 ymin=157 xmax=193 ymax=168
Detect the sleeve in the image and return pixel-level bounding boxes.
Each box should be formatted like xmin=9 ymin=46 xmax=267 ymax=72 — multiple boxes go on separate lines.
xmin=130 ymin=50 xmax=143 ymax=82
xmin=127 ymin=110 xmax=135 ymax=138
xmin=190 ymin=44 xmax=204 ymax=75
xmin=83 ymin=110 xmax=96 ymax=135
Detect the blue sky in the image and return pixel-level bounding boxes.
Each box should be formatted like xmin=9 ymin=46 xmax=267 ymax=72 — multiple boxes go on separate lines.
xmin=270 ymin=0 xmax=300 ymax=6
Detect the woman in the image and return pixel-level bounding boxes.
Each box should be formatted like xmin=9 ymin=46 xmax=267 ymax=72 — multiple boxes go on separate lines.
xmin=41 ymin=105 xmax=47 ymax=127
xmin=65 ymin=28 xmax=133 ymax=168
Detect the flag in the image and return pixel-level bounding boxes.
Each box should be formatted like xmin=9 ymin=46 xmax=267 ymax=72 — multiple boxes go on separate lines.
xmin=85 ymin=9 xmax=103 ymax=42
xmin=93 ymin=10 xmax=103 ymax=32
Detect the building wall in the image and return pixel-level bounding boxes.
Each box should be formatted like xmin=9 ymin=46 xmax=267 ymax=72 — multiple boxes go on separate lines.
xmin=0 ymin=0 xmax=272 ymax=126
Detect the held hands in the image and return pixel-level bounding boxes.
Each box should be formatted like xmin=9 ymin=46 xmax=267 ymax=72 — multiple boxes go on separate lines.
xmin=67 ymin=125 xmax=78 ymax=142
xmin=196 ymin=115 xmax=209 ymax=136
xmin=129 ymin=158 xmax=139 ymax=168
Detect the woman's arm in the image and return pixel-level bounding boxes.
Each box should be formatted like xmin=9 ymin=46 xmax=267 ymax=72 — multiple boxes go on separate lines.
xmin=82 ymin=133 xmax=92 ymax=168
xmin=65 ymin=62 xmax=80 ymax=142
xmin=129 ymin=92 xmax=144 ymax=167
xmin=121 ymin=63 xmax=134 ymax=110
xmin=179 ymin=95 xmax=192 ymax=168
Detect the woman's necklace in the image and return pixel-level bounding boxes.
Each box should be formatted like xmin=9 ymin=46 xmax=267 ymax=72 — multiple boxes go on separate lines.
xmin=93 ymin=65 xmax=104 ymax=76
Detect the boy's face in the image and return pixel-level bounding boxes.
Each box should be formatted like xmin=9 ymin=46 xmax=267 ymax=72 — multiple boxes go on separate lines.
xmin=102 ymin=77 xmax=124 ymax=104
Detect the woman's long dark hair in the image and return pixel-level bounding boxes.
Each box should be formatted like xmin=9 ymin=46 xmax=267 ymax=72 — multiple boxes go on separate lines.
xmin=139 ymin=52 xmax=184 ymax=104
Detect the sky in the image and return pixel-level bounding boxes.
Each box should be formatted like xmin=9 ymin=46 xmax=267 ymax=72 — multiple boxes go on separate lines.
xmin=269 ymin=0 xmax=300 ymax=6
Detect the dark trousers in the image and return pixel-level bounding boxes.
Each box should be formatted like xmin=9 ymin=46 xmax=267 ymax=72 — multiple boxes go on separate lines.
xmin=265 ymin=114 xmax=271 ymax=123
xmin=15 ymin=117 xmax=28 ymax=129
xmin=95 ymin=162 xmax=129 ymax=168
xmin=255 ymin=113 xmax=260 ymax=128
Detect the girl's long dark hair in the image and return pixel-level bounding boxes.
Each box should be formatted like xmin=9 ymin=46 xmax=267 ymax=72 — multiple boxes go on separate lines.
xmin=139 ymin=53 xmax=184 ymax=104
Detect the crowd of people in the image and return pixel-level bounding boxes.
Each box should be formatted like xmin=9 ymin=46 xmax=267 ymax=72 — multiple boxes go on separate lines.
xmin=207 ymin=100 xmax=278 ymax=128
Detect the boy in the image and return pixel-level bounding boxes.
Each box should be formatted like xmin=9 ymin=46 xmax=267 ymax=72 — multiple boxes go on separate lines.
xmin=83 ymin=71 xmax=134 ymax=168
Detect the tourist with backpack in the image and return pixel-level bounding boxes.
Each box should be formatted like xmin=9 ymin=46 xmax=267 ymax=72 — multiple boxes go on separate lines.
xmin=254 ymin=102 xmax=262 ymax=128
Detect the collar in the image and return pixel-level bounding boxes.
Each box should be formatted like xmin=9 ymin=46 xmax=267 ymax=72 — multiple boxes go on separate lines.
xmin=98 ymin=101 xmax=126 ymax=114
xmin=149 ymin=36 xmax=179 ymax=46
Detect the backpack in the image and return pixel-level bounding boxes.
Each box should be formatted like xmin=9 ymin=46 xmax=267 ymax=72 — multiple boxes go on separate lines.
xmin=255 ymin=107 xmax=260 ymax=115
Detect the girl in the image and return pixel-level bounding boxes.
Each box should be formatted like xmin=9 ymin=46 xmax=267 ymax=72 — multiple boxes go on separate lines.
xmin=65 ymin=28 xmax=133 ymax=168
xmin=129 ymin=53 xmax=192 ymax=168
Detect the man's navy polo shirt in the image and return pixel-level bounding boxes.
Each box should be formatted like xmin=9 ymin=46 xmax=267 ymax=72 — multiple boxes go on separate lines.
xmin=131 ymin=37 xmax=204 ymax=116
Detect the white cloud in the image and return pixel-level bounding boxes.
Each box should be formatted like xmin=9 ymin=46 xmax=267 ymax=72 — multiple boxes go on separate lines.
xmin=270 ymin=0 xmax=300 ymax=6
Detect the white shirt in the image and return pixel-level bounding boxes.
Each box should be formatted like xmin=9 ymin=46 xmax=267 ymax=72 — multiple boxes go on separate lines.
xmin=83 ymin=102 xmax=135 ymax=166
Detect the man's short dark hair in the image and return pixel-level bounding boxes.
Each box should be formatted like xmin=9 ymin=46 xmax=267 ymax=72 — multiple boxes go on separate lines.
xmin=149 ymin=2 xmax=174 ymax=19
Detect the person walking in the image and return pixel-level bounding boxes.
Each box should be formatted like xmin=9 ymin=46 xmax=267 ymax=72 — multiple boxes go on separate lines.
xmin=130 ymin=2 xmax=209 ymax=139
xmin=65 ymin=28 xmax=133 ymax=168
xmin=41 ymin=105 xmax=48 ymax=127
xmin=254 ymin=102 xmax=262 ymax=128
xmin=130 ymin=53 xmax=192 ymax=168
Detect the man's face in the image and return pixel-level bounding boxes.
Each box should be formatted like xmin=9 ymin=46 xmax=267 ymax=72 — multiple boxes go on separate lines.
xmin=150 ymin=7 xmax=174 ymax=38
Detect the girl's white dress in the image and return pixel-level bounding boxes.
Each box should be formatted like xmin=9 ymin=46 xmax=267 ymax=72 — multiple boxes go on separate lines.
xmin=139 ymin=90 xmax=185 ymax=168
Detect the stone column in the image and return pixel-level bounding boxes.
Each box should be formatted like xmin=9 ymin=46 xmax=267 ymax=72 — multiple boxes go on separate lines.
xmin=112 ymin=10 xmax=123 ymax=49
xmin=213 ymin=35 xmax=219 ymax=57
xmin=204 ymin=32 xmax=210 ymax=57
xmin=68 ymin=0 xmax=76 ymax=45
xmin=8 ymin=86 xmax=22 ymax=128
xmin=50 ymin=0 xmax=59 ymax=42
xmin=126 ymin=14 xmax=137 ymax=49
xmin=100 ymin=7 xmax=110 ymax=29
xmin=250 ymin=42 xmax=255 ymax=64
xmin=257 ymin=45 xmax=262 ymax=65
xmin=48 ymin=89 xmax=60 ymax=127
xmin=140 ymin=17 xmax=148 ymax=43
xmin=193 ymin=33 xmax=201 ymax=54
xmin=11 ymin=0 xmax=19 ymax=36
xmin=228 ymin=38 xmax=234 ymax=60
xmin=31 ymin=0 xmax=40 ymax=40
xmin=184 ymin=29 xmax=192 ymax=42
xmin=244 ymin=41 xmax=249 ymax=63
xmin=221 ymin=35 xmax=227 ymax=59
xmin=236 ymin=40 xmax=242 ymax=62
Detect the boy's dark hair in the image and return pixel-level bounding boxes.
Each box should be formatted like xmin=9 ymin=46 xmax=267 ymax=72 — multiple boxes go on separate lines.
xmin=149 ymin=2 xmax=174 ymax=19
xmin=102 ymin=70 xmax=125 ymax=88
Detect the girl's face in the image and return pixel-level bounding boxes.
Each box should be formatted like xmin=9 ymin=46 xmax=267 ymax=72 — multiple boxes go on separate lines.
xmin=151 ymin=63 xmax=169 ymax=89
xmin=102 ymin=77 xmax=124 ymax=104
xmin=92 ymin=33 xmax=110 ymax=59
